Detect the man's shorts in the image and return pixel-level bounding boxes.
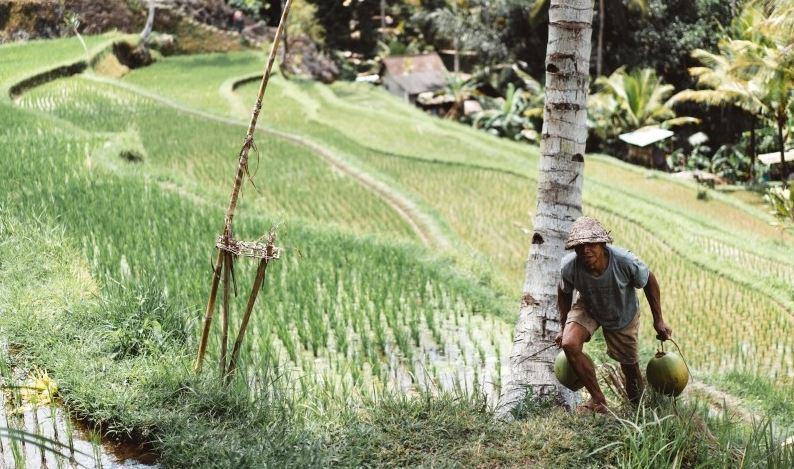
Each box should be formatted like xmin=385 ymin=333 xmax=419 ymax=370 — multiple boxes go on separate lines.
xmin=566 ymin=300 xmax=640 ymax=365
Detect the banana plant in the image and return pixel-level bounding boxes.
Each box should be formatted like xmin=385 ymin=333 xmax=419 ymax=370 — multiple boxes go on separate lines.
xmin=472 ymin=83 xmax=538 ymax=142
xmin=765 ymin=185 xmax=794 ymax=229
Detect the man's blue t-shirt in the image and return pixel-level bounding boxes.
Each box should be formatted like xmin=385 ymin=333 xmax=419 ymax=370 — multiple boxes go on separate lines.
xmin=559 ymin=245 xmax=650 ymax=330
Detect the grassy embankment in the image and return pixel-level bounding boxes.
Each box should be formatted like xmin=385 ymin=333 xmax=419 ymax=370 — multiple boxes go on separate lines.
xmin=0 ymin=37 xmax=792 ymax=465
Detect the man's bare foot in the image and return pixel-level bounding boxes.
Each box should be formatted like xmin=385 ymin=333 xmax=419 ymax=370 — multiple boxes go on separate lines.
xmin=576 ymin=399 xmax=609 ymax=414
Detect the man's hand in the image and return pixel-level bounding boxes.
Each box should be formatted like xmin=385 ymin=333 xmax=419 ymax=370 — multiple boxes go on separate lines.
xmin=654 ymin=320 xmax=673 ymax=341
xmin=555 ymin=329 xmax=564 ymax=348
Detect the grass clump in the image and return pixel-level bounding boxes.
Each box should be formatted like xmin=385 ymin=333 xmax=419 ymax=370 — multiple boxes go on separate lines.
xmin=97 ymin=285 xmax=188 ymax=360
xmin=328 ymin=390 xmax=794 ymax=468
xmin=0 ymin=215 xmax=323 ymax=467
xmin=331 ymin=393 xmax=598 ymax=467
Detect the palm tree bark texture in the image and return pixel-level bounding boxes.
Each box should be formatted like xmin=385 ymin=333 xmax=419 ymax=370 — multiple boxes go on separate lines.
xmin=496 ymin=0 xmax=594 ymax=419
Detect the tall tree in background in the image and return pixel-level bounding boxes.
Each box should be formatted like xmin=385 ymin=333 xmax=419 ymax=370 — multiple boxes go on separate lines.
xmin=750 ymin=0 xmax=794 ymax=186
xmin=140 ymin=1 xmax=157 ymax=44
xmin=595 ymin=0 xmax=647 ymax=76
xmin=415 ymin=0 xmax=511 ymax=71
xmin=670 ymin=4 xmax=769 ymax=181
xmin=675 ymin=0 xmax=793 ymax=185
xmin=496 ymin=0 xmax=595 ymax=418
xmin=530 ymin=0 xmax=646 ymax=77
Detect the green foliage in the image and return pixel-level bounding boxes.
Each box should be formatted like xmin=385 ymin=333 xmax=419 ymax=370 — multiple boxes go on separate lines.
xmin=227 ymin=0 xmax=265 ymax=17
xmin=590 ymin=396 xmax=793 ymax=468
xmin=62 ymin=11 xmax=87 ymax=52
xmin=676 ymin=0 xmax=794 ymax=182
xmin=765 ymin=186 xmax=794 ymax=228
xmin=99 ymin=285 xmax=188 ymax=360
xmin=607 ymin=0 xmax=736 ymax=87
xmin=376 ymin=37 xmax=425 ymax=58
xmin=440 ymin=73 xmax=477 ymax=120
xmin=668 ymin=143 xmax=758 ymax=184
xmin=412 ymin=1 xmax=512 ymax=64
xmin=509 ymin=392 xmax=556 ymax=421
xmin=305 ymin=0 xmax=380 ymax=55
xmin=711 ymin=144 xmax=753 ymax=183
xmin=589 ymin=67 xmax=698 ymax=145
xmin=472 ymin=82 xmax=539 ymax=143
xmin=334 ymin=392 xmax=610 ymax=467
xmin=287 ymin=0 xmax=325 ymax=46
xmin=442 ymin=62 xmax=543 ymax=140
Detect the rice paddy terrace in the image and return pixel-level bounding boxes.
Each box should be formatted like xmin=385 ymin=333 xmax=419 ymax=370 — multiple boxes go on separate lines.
xmin=1 ymin=36 xmax=793 ymax=465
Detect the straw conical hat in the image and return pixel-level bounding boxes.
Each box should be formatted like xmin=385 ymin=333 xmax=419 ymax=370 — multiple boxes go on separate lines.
xmin=565 ymin=217 xmax=613 ymax=249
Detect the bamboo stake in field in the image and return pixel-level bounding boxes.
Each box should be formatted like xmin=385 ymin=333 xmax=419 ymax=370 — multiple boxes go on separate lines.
xmin=226 ymin=238 xmax=276 ymax=379
xmin=194 ymin=0 xmax=293 ymax=373
xmin=195 ymin=255 xmax=223 ymax=371
xmin=219 ymin=252 xmax=231 ymax=374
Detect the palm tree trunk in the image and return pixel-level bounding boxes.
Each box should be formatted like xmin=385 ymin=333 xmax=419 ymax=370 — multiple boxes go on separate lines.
xmin=749 ymin=123 xmax=756 ymax=183
xmin=453 ymin=36 xmax=460 ymax=74
xmin=281 ymin=0 xmax=290 ymax=79
xmin=597 ymin=0 xmax=604 ymax=77
xmin=495 ymin=0 xmax=594 ymax=419
xmin=140 ymin=1 xmax=156 ymax=44
xmin=777 ymin=110 xmax=789 ymax=188
xmin=380 ymin=0 xmax=386 ymax=36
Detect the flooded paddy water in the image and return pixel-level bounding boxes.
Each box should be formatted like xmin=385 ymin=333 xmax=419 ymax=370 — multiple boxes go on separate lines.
xmin=0 ymin=363 xmax=156 ymax=468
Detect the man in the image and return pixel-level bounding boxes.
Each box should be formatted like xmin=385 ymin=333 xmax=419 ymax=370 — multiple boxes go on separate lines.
xmin=554 ymin=217 xmax=672 ymax=413
xmin=232 ymin=9 xmax=245 ymax=34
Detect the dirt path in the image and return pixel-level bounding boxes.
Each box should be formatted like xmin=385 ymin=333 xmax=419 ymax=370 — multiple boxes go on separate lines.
xmin=219 ymin=72 xmax=260 ymax=117
xmin=82 ymin=73 xmax=449 ymax=250
xmin=688 ymin=379 xmax=758 ymax=423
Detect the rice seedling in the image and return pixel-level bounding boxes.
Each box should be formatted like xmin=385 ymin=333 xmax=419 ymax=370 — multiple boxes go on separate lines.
xmin=123 ymin=52 xmax=264 ymax=115
xmin=16 ymin=77 xmax=418 ymax=241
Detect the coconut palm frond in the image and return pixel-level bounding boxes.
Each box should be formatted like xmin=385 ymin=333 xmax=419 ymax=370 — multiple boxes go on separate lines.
xmin=523 ymin=107 xmax=544 ymax=119
xmin=589 ymin=66 xmax=695 ymax=136
xmin=687 ymin=66 xmax=712 ymax=78
xmin=529 ymin=0 xmax=549 ymax=25
xmin=627 ymin=0 xmax=649 ymax=14
xmin=668 ymin=90 xmax=730 ymax=106
xmin=662 ymin=116 xmax=701 ymax=128
xmin=669 ymin=89 xmax=732 ymax=107
xmin=512 ymin=66 xmax=543 ymax=95
xmin=690 ymin=48 xmax=730 ymax=70
xmin=649 ymin=82 xmax=676 ymax=107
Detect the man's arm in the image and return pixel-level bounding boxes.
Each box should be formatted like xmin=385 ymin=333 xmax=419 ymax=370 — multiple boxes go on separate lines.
xmin=643 ymin=271 xmax=672 ymax=340
xmin=555 ymin=286 xmax=574 ymax=347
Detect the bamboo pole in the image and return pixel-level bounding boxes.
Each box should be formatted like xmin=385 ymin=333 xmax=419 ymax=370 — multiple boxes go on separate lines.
xmin=219 ymin=252 xmax=232 ymax=375
xmin=221 ymin=0 xmax=294 ymax=234
xmin=194 ymin=252 xmax=224 ymax=371
xmin=194 ymin=0 xmax=293 ymax=372
xmin=226 ymin=256 xmax=271 ymax=380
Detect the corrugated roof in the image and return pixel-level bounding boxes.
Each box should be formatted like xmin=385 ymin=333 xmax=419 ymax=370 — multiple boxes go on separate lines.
xmin=382 ymin=53 xmax=447 ymax=75
xmin=758 ymin=149 xmax=794 ymax=165
xmin=618 ymin=127 xmax=674 ymax=147
xmin=381 ymin=53 xmax=448 ymax=95
xmin=388 ymin=71 xmax=447 ymax=95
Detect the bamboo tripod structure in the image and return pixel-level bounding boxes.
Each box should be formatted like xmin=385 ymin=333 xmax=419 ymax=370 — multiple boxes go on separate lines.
xmin=194 ymin=0 xmax=293 ymax=378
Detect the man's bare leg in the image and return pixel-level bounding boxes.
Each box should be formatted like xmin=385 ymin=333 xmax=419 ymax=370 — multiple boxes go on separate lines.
xmin=621 ymin=362 xmax=643 ymax=405
xmin=561 ymin=322 xmax=607 ymax=412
